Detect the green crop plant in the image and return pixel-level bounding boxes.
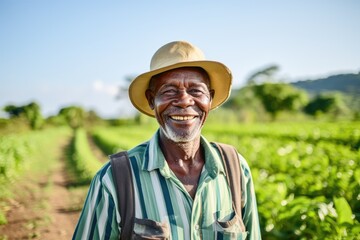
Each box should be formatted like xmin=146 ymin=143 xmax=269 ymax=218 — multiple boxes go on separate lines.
xmin=0 ymin=127 xmax=71 ymax=225
xmin=68 ymin=128 xmax=103 ymax=184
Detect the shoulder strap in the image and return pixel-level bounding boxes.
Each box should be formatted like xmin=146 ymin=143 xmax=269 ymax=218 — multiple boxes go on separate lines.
xmin=213 ymin=142 xmax=245 ymax=231
xmin=109 ymin=151 xmax=135 ymax=240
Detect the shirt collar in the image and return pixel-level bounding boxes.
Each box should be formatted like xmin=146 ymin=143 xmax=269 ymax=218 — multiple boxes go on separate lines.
xmin=141 ymin=129 xmax=225 ymax=179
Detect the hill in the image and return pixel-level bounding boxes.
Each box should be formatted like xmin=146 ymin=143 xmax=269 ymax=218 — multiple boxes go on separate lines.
xmin=290 ymin=72 xmax=360 ymax=94
xmin=290 ymin=72 xmax=360 ymax=112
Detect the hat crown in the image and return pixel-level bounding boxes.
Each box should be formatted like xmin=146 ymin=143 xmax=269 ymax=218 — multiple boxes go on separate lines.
xmin=150 ymin=41 xmax=206 ymax=71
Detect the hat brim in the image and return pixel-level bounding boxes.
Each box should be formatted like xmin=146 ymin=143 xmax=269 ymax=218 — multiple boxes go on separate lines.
xmin=129 ymin=60 xmax=232 ymax=117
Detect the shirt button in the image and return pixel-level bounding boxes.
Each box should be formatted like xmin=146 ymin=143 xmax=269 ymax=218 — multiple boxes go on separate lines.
xmin=195 ymin=225 xmax=199 ymax=230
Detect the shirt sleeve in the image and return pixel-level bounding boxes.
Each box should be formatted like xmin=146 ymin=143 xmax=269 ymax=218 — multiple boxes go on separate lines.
xmin=239 ymin=153 xmax=262 ymax=239
xmin=72 ymin=165 xmax=120 ymax=240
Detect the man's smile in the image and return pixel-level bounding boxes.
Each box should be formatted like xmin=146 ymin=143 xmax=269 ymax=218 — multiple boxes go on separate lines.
xmin=169 ymin=115 xmax=197 ymax=121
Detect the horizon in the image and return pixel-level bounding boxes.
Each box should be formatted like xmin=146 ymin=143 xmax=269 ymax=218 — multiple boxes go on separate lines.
xmin=1 ymin=1 xmax=359 ymax=118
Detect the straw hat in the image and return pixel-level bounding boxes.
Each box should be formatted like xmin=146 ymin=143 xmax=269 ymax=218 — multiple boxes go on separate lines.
xmin=129 ymin=41 xmax=232 ymax=117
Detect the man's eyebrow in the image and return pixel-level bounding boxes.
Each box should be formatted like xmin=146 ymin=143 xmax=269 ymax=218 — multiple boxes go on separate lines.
xmin=161 ymin=82 xmax=208 ymax=88
xmin=160 ymin=83 xmax=177 ymax=88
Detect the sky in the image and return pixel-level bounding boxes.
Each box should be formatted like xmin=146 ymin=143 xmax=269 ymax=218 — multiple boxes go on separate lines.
xmin=1 ymin=0 xmax=359 ymax=118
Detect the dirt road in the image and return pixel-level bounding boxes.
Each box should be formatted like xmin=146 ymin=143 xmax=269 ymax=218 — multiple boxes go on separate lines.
xmin=0 ymin=168 xmax=81 ymax=239
xmin=0 ymin=141 xmax=94 ymax=239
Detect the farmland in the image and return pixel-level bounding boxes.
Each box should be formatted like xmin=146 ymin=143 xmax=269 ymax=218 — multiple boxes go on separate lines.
xmin=0 ymin=121 xmax=359 ymax=239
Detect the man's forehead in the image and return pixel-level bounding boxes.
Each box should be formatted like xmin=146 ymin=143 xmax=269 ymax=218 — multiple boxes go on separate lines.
xmin=150 ymin=67 xmax=210 ymax=87
xmin=161 ymin=67 xmax=207 ymax=77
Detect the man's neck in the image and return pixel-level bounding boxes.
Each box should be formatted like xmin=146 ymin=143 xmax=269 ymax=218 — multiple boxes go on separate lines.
xmin=159 ymin=132 xmax=202 ymax=165
xmin=158 ymin=131 xmax=204 ymax=199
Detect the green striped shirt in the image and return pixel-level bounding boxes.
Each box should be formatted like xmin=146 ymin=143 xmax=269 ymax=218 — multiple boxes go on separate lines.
xmin=73 ymin=130 xmax=261 ymax=239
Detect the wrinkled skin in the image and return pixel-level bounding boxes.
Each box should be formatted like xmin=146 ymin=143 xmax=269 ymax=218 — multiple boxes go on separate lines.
xmin=145 ymin=67 xmax=214 ymax=198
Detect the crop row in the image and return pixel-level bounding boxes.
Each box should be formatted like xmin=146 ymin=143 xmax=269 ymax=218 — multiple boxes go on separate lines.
xmin=68 ymin=128 xmax=103 ymax=184
xmin=203 ymin=121 xmax=360 ymax=150
xmin=0 ymin=134 xmax=33 ymax=182
xmin=0 ymin=127 xmax=71 ymax=225
xmin=91 ymin=124 xmax=157 ymax=155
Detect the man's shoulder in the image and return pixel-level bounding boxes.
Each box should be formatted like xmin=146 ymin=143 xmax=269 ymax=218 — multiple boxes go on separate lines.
xmin=106 ymin=141 xmax=149 ymax=175
xmin=94 ymin=161 xmax=112 ymax=183
xmin=127 ymin=141 xmax=149 ymax=156
xmin=210 ymin=141 xmax=251 ymax=168
xmin=106 ymin=141 xmax=149 ymax=161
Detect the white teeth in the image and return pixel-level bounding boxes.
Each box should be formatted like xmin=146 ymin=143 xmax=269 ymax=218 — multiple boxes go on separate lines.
xmin=171 ymin=116 xmax=195 ymax=121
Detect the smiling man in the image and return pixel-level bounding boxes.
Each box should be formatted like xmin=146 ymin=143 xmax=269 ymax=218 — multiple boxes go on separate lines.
xmin=146 ymin=67 xmax=212 ymax=142
xmin=73 ymin=41 xmax=261 ymax=239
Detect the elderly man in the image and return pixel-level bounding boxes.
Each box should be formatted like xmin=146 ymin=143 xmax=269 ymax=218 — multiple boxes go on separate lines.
xmin=73 ymin=41 xmax=261 ymax=239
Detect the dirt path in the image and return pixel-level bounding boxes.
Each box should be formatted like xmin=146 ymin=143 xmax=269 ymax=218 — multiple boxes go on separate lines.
xmin=0 ymin=134 xmax=107 ymax=240
xmin=38 ymin=158 xmax=81 ymax=239
xmin=87 ymin=133 xmax=108 ymax=162
xmin=0 ymin=143 xmax=81 ymax=239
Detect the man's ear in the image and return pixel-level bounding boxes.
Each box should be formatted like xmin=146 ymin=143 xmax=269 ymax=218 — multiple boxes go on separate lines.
xmin=209 ymin=89 xmax=215 ymax=101
xmin=145 ymin=89 xmax=155 ymax=110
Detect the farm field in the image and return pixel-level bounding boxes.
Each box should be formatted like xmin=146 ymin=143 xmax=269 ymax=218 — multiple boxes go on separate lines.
xmin=0 ymin=121 xmax=359 ymax=239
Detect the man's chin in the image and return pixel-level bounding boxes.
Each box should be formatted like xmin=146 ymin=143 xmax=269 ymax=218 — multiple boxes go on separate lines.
xmin=161 ymin=126 xmax=200 ymax=143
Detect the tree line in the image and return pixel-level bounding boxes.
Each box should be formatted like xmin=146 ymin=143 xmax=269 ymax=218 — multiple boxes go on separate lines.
xmin=1 ymin=104 xmax=101 ymax=130
xmin=1 ymin=65 xmax=358 ymax=131
xmin=224 ymin=65 xmax=357 ymax=121
xmin=225 ymin=82 xmax=351 ymax=121
xmin=1 ymin=85 xmax=355 ymax=132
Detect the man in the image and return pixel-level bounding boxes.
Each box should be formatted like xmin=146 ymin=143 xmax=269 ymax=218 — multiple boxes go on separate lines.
xmin=73 ymin=41 xmax=261 ymax=239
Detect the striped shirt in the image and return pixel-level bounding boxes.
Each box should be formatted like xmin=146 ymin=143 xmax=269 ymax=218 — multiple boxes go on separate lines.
xmin=73 ymin=130 xmax=261 ymax=239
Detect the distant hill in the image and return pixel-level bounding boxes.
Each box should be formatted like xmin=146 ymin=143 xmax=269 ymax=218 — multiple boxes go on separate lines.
xmin=291 ymin=72 xmax=360 ymax=94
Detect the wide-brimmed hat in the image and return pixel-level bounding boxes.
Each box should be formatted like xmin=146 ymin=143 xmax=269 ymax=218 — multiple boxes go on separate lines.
xmin=129 ymin=41 xmax=232 ymax=117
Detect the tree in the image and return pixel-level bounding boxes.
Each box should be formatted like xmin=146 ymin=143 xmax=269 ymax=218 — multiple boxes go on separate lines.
xmin=58 ymin=106 xmax=86 ymax=129
xmin=3 ymin=102 xmax=44 ymax=129
xmin=24 ymin=102 xmax=44 ymax=129
xmin=224 ymin=86 xmax=268 ymax=122
xmin=3 ymin=105 xmax=23 ymax=118
xmin=116 ymin=75 xmax=135 ymax=100
xmin=116 ymin=74 xmax=148 ymax=123
xmin=304 ymin=93 xmax=349 ymax=117
xmin=254 ymin=83 xmax=309 ymax=119
xmin=246 ymin=64 xmax=280 ymax=85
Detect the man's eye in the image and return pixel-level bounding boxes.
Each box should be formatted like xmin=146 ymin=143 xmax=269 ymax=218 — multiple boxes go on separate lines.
xmin=189 ymin=89 xmax=204 ymax=95
xmin=162 ymin=89 xmax=177 ymax=95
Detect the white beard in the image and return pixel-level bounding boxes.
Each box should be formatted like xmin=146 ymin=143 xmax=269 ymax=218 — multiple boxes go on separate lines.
xmin=160 ymin=124 xmax=202 ymax=143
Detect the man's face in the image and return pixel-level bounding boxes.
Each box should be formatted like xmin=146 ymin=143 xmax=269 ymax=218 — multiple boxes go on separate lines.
xmin=146 ymin=67 xmax=214 ymax=143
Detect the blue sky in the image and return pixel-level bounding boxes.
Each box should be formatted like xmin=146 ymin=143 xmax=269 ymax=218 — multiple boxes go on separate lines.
xmin=1 ymin=0 xmax=359 ymax=118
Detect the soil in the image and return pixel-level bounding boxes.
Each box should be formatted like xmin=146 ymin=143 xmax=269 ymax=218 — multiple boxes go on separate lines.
xmin=0 ymin=135 xmax=106 ymax=240
xmin=0 ymin=153 xmax=81 ymax=239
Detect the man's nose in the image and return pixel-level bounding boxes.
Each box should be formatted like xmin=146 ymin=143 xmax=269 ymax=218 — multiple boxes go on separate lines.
xmin=172 ymin=90 xmax=194 ymax=108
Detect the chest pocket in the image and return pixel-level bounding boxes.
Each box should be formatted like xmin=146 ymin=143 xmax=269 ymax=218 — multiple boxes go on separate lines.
xmin=216 ymin=212 xmax=248 ymax=240
xmin=132 ymin=218 xmax=170 ymax=240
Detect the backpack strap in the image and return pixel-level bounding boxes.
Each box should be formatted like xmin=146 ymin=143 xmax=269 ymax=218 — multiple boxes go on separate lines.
xmin=212 ymin=142 xmax=245 ymax=231
xmin=109 ymin=151 xmax=135 ymax=240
